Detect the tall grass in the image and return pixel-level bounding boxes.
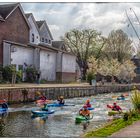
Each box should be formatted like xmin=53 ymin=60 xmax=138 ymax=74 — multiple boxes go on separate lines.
xmin=131 ymin=89 xmax=140 ymax=111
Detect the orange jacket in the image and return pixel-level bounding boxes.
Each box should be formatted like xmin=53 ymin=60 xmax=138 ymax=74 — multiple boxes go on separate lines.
xmin=80 ymin=109 xmax=90 ymax=116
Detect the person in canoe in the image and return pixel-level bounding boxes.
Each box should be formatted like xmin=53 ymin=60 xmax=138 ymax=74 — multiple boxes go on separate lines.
xmin=112 ymin=102 xmax=122 ymax=112
xmin=85 ymin=99 xmax=92 ymax=108
xmin=57 ymin=96 xmax=65 ymax=105
xmin=79 ymin=105 xmax=90 ymax=118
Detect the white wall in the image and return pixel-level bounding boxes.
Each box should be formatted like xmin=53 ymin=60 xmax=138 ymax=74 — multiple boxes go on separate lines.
xmin=28 ymin=16 xmax=40 ymax=44
xmin=11 ymin=45 xmax=34 ymax=69
xmin=62 ymin=53 xmax=76 ymax=73
xmin=40 ymin=50 xmax=56 ymax=81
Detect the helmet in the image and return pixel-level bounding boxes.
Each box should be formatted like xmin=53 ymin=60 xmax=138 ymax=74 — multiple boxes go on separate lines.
xmin=86 ymin=99 xmax=90 ymax=103
xmin=113 ymin=102 xmax=117 ymax=105
xmin=60 ymin=96 xmax=64 ymax=99
xmin=83 ymin=105 xmax=87 ymax=109
xmin=36 ymin=91 xmax=41 ymax=95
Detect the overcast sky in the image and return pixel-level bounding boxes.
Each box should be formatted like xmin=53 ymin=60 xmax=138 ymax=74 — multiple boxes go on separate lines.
xmin=2 ymin=3 xmax=140 ymax=48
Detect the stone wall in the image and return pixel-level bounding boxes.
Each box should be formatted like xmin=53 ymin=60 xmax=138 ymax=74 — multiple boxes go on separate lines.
xmin=0 ymin=84 xmax=138 ymax=104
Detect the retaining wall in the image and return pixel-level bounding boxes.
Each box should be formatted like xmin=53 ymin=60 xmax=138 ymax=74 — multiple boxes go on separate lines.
xmin=0 ymin=84 xmax=138 ymax=104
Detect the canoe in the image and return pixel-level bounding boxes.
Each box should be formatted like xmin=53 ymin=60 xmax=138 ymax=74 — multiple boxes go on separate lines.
xmin=75 ymin=115 xmax=93 ymax=123
xmin=31 ymin=110 xmax=55 ymax=115
xmin=108 ymin=111 xmax=122 ymax=116
xmin=0 ymin=108 xmax=8 ymax=114
xmin=47 ymin=103 xmax=75 ymax=107
xmin=117 ymin=97 xmax=125 ymax=100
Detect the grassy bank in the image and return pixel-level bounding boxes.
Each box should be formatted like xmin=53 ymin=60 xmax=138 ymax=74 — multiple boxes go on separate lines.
xmin=84 ymin=113 xmax=140 ymax=138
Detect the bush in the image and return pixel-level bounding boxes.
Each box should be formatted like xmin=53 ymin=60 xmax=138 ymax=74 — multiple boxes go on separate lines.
xmin=2 ymin=65 xmax=16 ymax=82
xmin=40 ymin=79 xmax=47 ymax=84
xmin=131 ymin=89 xmax=140 ymax=112
xmin=25 ymin=66 xmax=37 ymax=83
xmin=16 ymin=70 xmax=23 ymax=83
xmin=86 ymin=71 xmax=96 ymax=85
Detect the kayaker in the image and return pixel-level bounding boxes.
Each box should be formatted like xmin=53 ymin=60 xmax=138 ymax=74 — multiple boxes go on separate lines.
xmin=39 ymin=94 xmax=47 ymax=101
xmin=120 ymin=94 xmax=125 ymax=98
xmin=57 ymin=96 xmax=65 ymax=105
xmin=1 ymin=100 xmax=8 ymax=109
xmin=42 ymin=103 xmax=49 ymax=111
xmin=85 ymin=99 xmax=91 ymax=108
xmin=112 ymin=103 xmax=122 ymax=112
xmin=79 ymin=105 xmax=90 ymax=117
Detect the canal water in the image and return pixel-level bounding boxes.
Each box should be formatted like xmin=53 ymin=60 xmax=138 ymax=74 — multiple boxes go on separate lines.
xmin=0 ymin=92 xmax=132 ymax=137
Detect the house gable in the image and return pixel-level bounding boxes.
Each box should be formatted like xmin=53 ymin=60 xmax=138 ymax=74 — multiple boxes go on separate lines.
xmin=36 ymin=20 xmax=53 ymax=45
xmin=25 ymin=13 xmax=40 ymax=44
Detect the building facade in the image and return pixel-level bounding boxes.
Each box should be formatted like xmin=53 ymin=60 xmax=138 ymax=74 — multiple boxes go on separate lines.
xmin=0 ymin=3 xmax=76 ymax=83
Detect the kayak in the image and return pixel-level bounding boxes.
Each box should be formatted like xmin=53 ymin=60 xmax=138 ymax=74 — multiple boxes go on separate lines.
xmin=108 ymin=111 xmax=123 ymax=116
xmin=36 ymin=99 xmax=52 ymax=104
xmin=0 ymin=108 xmax=8 ymax=114
xmin=47 ymin=103 xmax=75 ymax=107
xmin=75 ymin=115 xmax=93 ymax=123
xmin=80 ymin=107 xmax=94 ymax=110
xmin=31 ymin=110 xmax=55 ymax=115
xmin=117 ymin=97 xmax=125 ymax=100
xmin=87 ymin=107 xmax=94 ymax=110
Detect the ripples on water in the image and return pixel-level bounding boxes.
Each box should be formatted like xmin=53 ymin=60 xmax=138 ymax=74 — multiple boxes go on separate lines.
xmin=0 ymin=92 xmax=132 ymax=137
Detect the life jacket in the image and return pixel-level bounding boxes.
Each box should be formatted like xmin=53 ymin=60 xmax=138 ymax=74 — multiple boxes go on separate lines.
xmin=80 ymin=109 xmax=90 ymax=116
xmin=86 ymin=103 xmax=91 ymax=108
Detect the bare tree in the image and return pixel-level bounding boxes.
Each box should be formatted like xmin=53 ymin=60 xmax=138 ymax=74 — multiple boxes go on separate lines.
xmin=62 ymin=29 xmax=106 ymax=80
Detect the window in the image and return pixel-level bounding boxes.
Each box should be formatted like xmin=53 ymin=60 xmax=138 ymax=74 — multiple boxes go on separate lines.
xmin=45 ymin=39 xmax=48 ymax=43
xmin=32 ymin=33 xmax=34 ymax=42
xmin=42 ymin=38 xmax=44 ymax=42
xmin=49 ymin=40 xmax=51 ymax=44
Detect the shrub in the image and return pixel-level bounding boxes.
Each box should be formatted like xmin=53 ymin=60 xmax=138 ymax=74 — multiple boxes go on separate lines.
xmin=2 ymin=65 xmax=16 ymax=82
xmin=25 ymin=66 xmax=37 ymax=83
xmin=16 ymin=70 xmax=23 ymax=83
xmin=131 ymin=89 xmax=140 ymax=112
xmin=40 ymin=79 xmax=47 ymax=84
xmin=86 ymin=71 xmax=96 ymax=85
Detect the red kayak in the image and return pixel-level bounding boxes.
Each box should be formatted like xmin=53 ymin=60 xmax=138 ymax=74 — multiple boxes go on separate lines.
xmin=36 ymin=99 xmax=52 ymax=105
xmin=0 ymin=100 xmax=7 ymax=104
xmin=107 ymin=104 xmax=113 ymax=109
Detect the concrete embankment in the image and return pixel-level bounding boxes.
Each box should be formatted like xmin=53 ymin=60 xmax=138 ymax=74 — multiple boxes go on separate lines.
xmin=0 ymin=84 xmax=138 ymax=104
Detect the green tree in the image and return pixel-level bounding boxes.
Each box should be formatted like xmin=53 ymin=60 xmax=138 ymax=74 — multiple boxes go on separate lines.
xmin=104 ymin=29 xmax=133 ymax=63
xmin=62 ymin=29 xmax=106 ymax=80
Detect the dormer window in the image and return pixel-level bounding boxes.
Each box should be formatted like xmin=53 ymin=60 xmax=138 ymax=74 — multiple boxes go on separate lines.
xmin=32 ymin=33 xmax=34 ymax=42
xmin=42 ymin=38 xmax=44 ymax=42
xmin=45 ymin=39 xmax=48 ymax=43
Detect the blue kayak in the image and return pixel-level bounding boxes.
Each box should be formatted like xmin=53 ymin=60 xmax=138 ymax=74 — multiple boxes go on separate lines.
xmin=31 ymin=110 xmax=55 ymax=115
xmin=0 ymin=108 xmax=8 ymax=114
xmin=47 ymin=103 xmax=75 ymax=107
xmin=87 ymin=107 xmax=94 ymax=110
xmin=117 ymin=97 xmax=125 ymax=100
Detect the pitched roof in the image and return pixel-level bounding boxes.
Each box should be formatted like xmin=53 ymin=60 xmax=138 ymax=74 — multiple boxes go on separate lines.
xmin=25 ymin=13 xmax=32 ymax=18
xmin=36 ymin=20 xmax=45 ymax=28
xmin=52 ymin=41 xmax=66 ymax=50
xmin=0 ymin=3 xmax=30 ymax=28
xmin=36 ymin=20 xmax=53 ymax=40
xmin=0 ymin=14 xmax=4 ymax=21
xmin=0 ymin=3 xmax=18 ymax=19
